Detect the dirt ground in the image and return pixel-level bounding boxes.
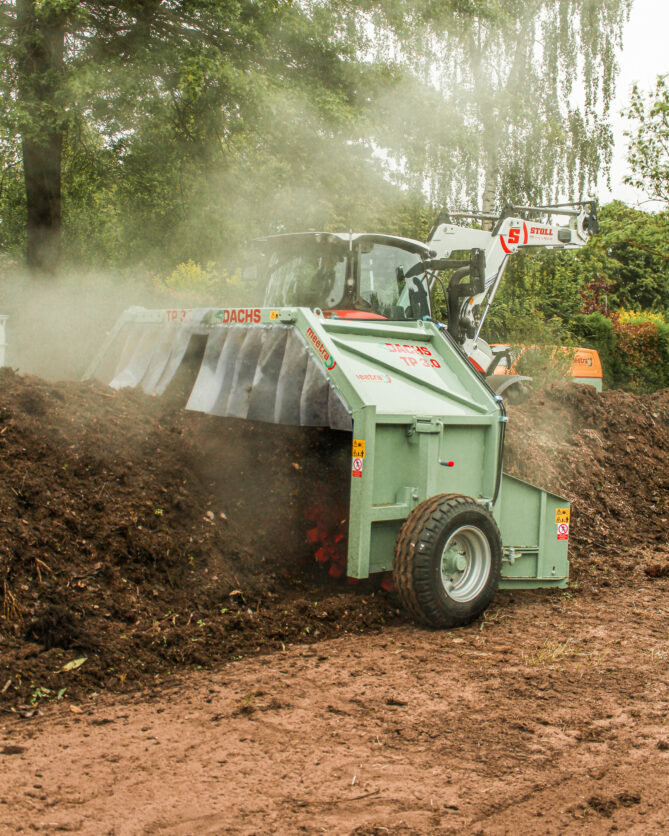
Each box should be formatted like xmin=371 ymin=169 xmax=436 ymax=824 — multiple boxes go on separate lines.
xmin=0 ymin=373 xmax=668 ymax=833
xmin=1 ymin=581 xmax=667 ymax=835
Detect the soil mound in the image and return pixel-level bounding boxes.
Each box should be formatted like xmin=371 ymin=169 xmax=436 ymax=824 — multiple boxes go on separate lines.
xmin=504 ymin=384 xmax=669 ymax=580
xmin=1 ymin=370 xmax=667 ymax=710
xmin=0 ymin=369 xmax=391 ymax=711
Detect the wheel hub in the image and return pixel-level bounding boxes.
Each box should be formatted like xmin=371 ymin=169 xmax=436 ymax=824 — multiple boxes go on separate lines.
xmin=441 ymin=548 xmax=467 ymax=574
xmin=440 ymin=525 xmax=492 ymax=603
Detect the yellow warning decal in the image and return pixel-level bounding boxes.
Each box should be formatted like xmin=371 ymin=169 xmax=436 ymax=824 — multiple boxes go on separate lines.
xmin=352 ymin=439 xmax=366 ymax=459
xmin=555 ymin=507 xmax=570 ymax=524
xmin=269 ymin=310 xmax=279 ymax=320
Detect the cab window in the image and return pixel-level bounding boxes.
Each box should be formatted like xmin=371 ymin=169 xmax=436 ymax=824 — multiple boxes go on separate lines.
xmin=358 ymin=243 xmax=425 ymax=317
xmin=263 ymin=244 xmax=347 ymax=308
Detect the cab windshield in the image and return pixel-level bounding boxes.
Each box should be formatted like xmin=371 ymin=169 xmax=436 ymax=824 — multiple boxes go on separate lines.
xmin=262 ymin=237 xmax=348 ymax=308
xmin=253 ymin=235 xmax=429 ymax=320
xmin=358 ymin=242 xmax=427 ymax=317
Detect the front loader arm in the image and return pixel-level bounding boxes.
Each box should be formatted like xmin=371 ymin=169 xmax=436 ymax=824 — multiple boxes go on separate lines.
xmin=426 ymin=201 xmax=597 ymax=343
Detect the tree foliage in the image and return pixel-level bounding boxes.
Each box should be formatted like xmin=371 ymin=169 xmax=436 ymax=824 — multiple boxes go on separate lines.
xmin=362 ymin=0 xmax=632 ymax=210
xmin=500 ymin=201 xmax=668 ymax=322
xmin=483 ymin=201 xmax=669 ymax=392
xmin=0 ymin=0 xmax=632 ymax=271
xmin=1 ymin=0 xmax=402 ymax=268
xmin=624 ymin=74 xmax=669 ymax=205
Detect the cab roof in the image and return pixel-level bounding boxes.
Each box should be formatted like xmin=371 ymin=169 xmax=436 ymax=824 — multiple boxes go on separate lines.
xmin=254 ymin=231 xmax=433 ymax=257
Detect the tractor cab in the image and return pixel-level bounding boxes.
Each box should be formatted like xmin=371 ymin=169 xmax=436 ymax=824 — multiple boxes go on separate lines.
xmin=249 ymin=232 xmax=434 ymax=321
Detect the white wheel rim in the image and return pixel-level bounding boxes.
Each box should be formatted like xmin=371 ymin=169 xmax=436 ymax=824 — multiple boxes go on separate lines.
xmin=440 ymin=525 xmax=492 ymax=602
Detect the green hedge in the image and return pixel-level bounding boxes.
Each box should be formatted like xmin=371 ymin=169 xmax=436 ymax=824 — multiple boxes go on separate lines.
xmin=570 ymin=312 xmax=669 ymax=392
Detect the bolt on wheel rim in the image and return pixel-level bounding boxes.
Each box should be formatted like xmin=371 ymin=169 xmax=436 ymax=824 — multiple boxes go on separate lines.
xmin=440 ymin=525 xmax=491 ymax=602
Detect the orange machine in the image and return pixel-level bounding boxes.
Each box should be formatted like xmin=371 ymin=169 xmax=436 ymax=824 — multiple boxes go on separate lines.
xmin=491 ymin=345 xmax=603 ymax=391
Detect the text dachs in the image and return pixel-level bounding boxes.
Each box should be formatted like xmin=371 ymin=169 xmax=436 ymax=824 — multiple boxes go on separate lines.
xmin=210 ymin=308 xmax=261 ymax=325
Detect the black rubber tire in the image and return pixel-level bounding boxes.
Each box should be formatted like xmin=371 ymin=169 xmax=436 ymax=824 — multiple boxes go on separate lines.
xmin=393 ymin=494 xmax=502 ymax=628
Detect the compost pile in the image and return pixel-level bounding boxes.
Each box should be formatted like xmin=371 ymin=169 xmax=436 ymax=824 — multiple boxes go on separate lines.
xmin=504 ymin=384 xmax=669 ymax=580
xmin=0 ymin=368 xmax=389 ymax=709
xmin=0 ymin=370 xmax=667 ymax=710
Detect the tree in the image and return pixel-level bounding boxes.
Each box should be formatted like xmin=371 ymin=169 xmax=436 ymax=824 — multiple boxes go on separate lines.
xmin=0 ymin=0 xmax=634 ymax=272
xmin=624 ymin=74 xmax=669 ymax=205
xmin=3 ymin=0 xmax=447 ymax=271
xmin=483 ymin=201 xmax=669 ymax=355
xmin=362 ymin=0 xmax=632 ymax=211
xmin=13 ymin=0 xmax=66 ymax=271
xmin=2 ymin=0 xmax=322 ymax=271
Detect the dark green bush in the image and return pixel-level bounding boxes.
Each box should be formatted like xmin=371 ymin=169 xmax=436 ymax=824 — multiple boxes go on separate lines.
xmin=569 ymin=312 xmax=668 ymax=392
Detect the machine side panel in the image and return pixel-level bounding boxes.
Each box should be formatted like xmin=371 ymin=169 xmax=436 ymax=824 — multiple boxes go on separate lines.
xmin=495 ymin=472 xmax=570 ymax=589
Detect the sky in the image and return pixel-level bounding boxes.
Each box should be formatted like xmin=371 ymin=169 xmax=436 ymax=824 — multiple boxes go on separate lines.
xmin=599 ymin=0 xmax=669 ymax=207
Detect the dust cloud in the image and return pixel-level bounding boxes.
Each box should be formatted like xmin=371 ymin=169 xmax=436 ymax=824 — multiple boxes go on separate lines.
xmin=0 ymin=94 xmax=412 ymax=381
xmin=0 ymin=269 xmax=164 ymax=380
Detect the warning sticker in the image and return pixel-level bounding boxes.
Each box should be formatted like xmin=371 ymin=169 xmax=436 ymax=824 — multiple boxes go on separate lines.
xmin=269 ymin=310 xmax=279 ymax=320
xmin=352 ymin=457 xmax=364 ymax=478
xmin=555 ymin=507 xmax=571 ymax=525
xmin=352 ymin=439 xmax=366 ymax=459
xmin=557 ymin=523 xmax=570 ymax=541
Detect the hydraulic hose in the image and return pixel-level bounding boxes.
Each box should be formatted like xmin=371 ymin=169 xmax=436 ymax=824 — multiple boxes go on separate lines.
xmin=492 ymin=395 xmax=506 ymax=506
xmin=447 ymin=266 xmax=470 ymax=341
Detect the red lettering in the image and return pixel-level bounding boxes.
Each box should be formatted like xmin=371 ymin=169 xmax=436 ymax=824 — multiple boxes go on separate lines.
xmin=508 ymin=228 xmax=520 ymax=244
xmin=386 ymin=343 xmax=432 ymax=356
xmin=306 ymin=327 xmax=334 ymax=366
xmin=207 ymin=308 xmax=262 ymax=325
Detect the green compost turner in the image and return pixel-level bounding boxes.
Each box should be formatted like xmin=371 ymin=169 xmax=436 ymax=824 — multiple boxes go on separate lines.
xmin=86 ymin=305 xmax=571 ymax=628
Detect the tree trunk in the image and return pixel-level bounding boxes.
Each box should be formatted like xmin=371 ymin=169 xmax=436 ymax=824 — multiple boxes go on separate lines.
xmin=470 ymin=21 xmax=498 ymax=230
xmin=481 ymin=150 xmax=498 ymax=231
xmin=16 ymin=0 xmax=65 ymax=274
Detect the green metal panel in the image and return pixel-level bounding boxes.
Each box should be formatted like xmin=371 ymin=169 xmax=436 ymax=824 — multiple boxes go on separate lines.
xmin=494 ymin=473 xmax=570 ymax=589
xmin=368 ymin=520 xmax=404 ymax=575
xmin=291 ymin=311 xmax=504 ymax=579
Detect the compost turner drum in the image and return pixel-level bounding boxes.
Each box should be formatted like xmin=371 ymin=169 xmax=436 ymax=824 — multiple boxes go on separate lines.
xmin=86 ymin=305 xmax=571 ymax=628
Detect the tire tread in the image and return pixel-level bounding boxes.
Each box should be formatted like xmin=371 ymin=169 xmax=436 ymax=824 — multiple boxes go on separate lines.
xmin=393 ymin=494 xmax=502 ymax=628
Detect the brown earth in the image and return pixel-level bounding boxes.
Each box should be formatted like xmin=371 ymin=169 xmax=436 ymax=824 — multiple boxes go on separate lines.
xmin=504 ymin=384 xmax=669 ymax=581
xmin=0 ymin=583 xmax=667 ymax=834
xmin=0 ymin=372 xmax=668 ymax=833
xmin=0 ymin=367 xmax=389 ymax=710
